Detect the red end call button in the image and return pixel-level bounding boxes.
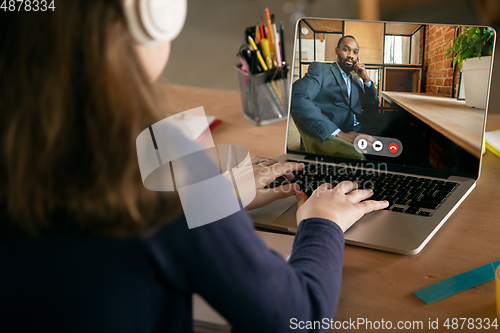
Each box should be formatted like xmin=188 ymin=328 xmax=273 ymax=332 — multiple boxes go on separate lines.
xmin=388 ymin=143 xmax=399 ymax=153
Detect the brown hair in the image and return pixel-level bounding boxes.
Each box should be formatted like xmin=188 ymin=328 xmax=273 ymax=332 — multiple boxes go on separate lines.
xmin=0 ymin=1 xmax=179 ymax=237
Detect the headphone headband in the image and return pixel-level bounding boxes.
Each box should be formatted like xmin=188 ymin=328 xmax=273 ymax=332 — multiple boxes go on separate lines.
xmin=124 ymin=0 xmax=187 ymax=45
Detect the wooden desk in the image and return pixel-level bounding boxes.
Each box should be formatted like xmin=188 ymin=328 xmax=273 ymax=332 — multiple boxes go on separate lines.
xmin=162 ymin=84 xmax=500 ymax=331
xmin=381 ymin=91 xmax=485 ymax=158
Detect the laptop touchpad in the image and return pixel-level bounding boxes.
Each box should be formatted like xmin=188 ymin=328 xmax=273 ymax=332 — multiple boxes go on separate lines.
xmin=273 ymin=202 xmax=299 ymax=228
xmin=248 ymin=196 xmax=296 ymax=225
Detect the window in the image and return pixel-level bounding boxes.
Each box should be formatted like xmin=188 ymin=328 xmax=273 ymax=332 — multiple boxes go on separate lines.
xmin=384 ymin=36 xmax=410 ymax=64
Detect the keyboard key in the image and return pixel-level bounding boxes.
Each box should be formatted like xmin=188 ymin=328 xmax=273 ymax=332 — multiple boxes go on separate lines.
xmin=398 ymin=179 xmax=412 ymax=186
xmin=406 ymin=193 xmax=421 ymax=200
xmin=395 ymin=198 xmax=411 ymax=205
xmin=313 ymin=174 xmax=327 ymax=182
xmin=385 ymin=197 xmax=397 ymax=206
xmin=295 ymin=180 xmax=310 ymax=192
xmin=383 ymin=190 xmax=397 ymax=197
xmin=445 ymin=182 xmax=459 ymax=187
xmin=393 ymin=192 xmax=408 ymax=199
xmin=405 ymin=206 xmax=420 ymax=214
xmin=434 ymin=191 xmax=450 ymax=198
xmin=392 ymin=207 xmax=405 ymax=212
xmin=381 ymin=197 xmax=395 ymax=210
xmin=422 ymin=189 xmax=436 ymax=196
xmin=408 ymin=200 xmax=440 ymax=210
xmin=407 ymin=180 xmax=422 ymax=187
xmin=364 ymin=174 xmax=375 ymax=180
xmin=323 ymin=175 xmax=336 ymax=182
xmin=418 ymin=211 xmax=433 ymax=217
xmin=315 ymin=164 xmax=328 ymax=174
xmin=360 ymin=181 xmax=374 ymax=190
xmin=290 ymin=174 xmax=304 ymax=183
xmin=351 ymin=170 xmax=361 ymax=177
xmin=337 ymin=168 xmax=347 ymax=176
xmin=420 ymin=182 xmax=434 ymax=189
xmin=434 ymin=185 xmax=456 ymax=192
xmin=419 ymin=196 xmax=445 ymax=204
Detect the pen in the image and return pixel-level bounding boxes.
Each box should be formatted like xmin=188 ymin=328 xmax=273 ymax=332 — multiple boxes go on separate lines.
xmin=237 ymin=54 xmax=250 ymax=73
xmin=260 ymin=38 xmax=273 ymax=70
xmin=260 ymin=18 xmax=266 ymax=38
xmin=280 ymin=21 xmax=285 ymax=65
xmin=247 ymin=36 xmax=269 ymax=71
xmin=264 ymin=8 xmax=276 ymax=64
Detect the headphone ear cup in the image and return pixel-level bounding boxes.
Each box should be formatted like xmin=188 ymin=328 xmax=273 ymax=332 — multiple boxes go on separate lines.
xmin=124 ymin=0 xmax=187 ymax=45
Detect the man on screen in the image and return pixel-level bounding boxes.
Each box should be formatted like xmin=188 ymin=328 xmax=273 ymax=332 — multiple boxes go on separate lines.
xmin=291 ymin=35 xmax=379 ymax=151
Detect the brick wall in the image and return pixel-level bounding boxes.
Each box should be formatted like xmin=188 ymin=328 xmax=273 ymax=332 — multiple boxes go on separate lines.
xmin=423 ymin=25 xmax=460 ymax=97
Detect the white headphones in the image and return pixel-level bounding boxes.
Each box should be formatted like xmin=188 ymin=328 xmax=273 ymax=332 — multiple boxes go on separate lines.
xmin=123 ymin=0 xmax=187 ymax=45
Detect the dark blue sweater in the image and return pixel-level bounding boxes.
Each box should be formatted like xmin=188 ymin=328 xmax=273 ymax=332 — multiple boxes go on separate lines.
xmin=0 ymin=210 xmax=344 ymax=332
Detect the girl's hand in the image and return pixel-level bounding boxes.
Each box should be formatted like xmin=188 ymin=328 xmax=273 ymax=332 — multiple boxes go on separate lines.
xmin=226 ymin=146 xmax=304 ymax=210
xmin=295 ymin=181 xmax=388 ymax=232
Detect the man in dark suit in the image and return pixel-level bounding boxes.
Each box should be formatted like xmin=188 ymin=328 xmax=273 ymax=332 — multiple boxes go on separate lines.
xmin=291 ymin=35 xmax=379 ymax=147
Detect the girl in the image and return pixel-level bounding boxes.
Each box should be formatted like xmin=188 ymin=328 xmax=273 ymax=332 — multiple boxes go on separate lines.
xmin=0 ymin=1 xmax=387 ymax=332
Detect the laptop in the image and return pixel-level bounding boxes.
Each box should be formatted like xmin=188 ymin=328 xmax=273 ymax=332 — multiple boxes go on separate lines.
xmin=250 ymin=18 xmax=495 ymax=255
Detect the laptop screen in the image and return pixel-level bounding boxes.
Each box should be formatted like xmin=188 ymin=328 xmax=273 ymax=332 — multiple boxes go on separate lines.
xmin=287 ymin=18 xmax=495 ymax=178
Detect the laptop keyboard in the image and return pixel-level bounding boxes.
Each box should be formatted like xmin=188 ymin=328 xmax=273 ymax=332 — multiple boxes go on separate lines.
xmin=266 ymin=160 xmax=460 ymax=217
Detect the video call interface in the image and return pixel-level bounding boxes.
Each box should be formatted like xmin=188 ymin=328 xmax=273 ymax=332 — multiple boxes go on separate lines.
xmin=288 ymin=19 xmax=493 ymax=177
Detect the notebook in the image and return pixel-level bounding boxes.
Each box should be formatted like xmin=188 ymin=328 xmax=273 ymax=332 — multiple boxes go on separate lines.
xmin=485 ymin=129 xmax=500 ymax=158
xmin=250 ymin=18 xmax=495 ymax=255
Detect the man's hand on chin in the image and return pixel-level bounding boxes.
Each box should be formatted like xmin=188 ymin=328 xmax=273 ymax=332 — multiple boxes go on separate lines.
xmin=354 ymin=55 xmax=371 ymax=83
xmin=336 ymin=131 xmax=360 ymax=144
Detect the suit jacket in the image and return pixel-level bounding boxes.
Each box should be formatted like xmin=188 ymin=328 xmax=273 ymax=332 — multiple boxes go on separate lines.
xmin=291 ymin=62 xmax=379 ymax=141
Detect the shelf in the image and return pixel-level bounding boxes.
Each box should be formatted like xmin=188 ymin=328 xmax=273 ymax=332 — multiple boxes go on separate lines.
xmin=384 ymin=67 xmax=421 ymax=93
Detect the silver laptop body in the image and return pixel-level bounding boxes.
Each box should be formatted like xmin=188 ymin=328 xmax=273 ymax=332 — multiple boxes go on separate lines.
xmin=250 ymin=18 xmax=495 ymax=255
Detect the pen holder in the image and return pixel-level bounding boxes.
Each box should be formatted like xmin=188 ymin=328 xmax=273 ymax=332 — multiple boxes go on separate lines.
xmin=235 ymin=65 xmax=290 ymax=126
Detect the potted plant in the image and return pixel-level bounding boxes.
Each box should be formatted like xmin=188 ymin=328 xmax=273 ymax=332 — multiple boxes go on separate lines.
xmin=446 ymin=26 xmax=494 ymax=109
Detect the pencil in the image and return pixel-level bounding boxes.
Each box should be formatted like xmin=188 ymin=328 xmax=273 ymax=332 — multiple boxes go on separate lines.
xmin=247 ymin=36 xmax=269 ymax=71
xmin=271 ymin=14 xmax=281 ymax=66
xmin=255 ymin=28 xmax=261 ymax=44
xmin=264 ymin=8 xmax=275 ymax=48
